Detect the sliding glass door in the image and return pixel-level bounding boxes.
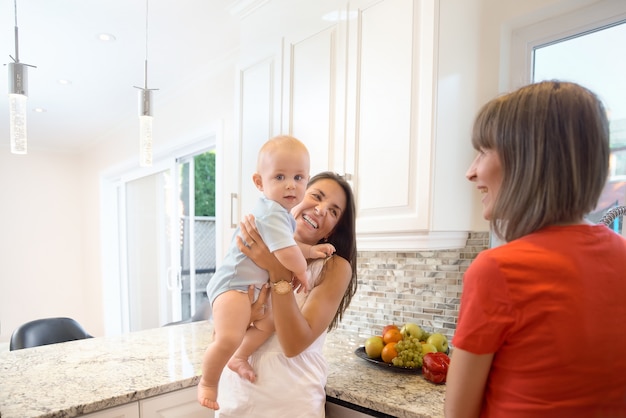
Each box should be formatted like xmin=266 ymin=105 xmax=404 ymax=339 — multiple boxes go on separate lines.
xmin=124 ymin=169 xmax=175 ymax=330
xmin=119 ymin=149 xmax=216 ymax=332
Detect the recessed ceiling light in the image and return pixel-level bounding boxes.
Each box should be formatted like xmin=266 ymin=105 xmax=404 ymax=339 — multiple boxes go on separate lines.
xmin=97 ymin=33 xmax=116 ymax=42
xmin=322 ymin=10 xmax=357 ymax=22
xmin=57 ymin=79 xmax=72 ymax=85
xmin=33 ymin=107 xmax=47 ymax=113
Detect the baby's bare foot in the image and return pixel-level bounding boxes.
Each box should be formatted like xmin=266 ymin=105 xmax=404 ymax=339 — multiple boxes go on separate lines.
xmin=228 ymin=357 xmax=256 ymax=382
xmin=197 ymin=381 xmax=219 ymax=410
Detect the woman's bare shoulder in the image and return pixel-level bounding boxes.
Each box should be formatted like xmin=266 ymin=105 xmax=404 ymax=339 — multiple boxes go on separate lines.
xmin=319 ymin=255 xmax=351 ymax=284
xmin=327 ymin=254 xmax=350 ymax=268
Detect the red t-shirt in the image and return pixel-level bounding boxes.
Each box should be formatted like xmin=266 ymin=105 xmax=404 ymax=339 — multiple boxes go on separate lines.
xmin=453 ymin=224 xmax=626 ymax=417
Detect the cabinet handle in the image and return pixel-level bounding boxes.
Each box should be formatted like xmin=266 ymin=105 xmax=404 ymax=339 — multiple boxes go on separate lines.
xmin=230 ymin=192 xmax=238 ymax=228
xmin=343 ymin=173 xmax=353 ymax=181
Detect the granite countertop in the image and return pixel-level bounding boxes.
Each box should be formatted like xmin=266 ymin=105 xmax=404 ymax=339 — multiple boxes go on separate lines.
xmin=0 ymin=322 xmax=445 ymax=418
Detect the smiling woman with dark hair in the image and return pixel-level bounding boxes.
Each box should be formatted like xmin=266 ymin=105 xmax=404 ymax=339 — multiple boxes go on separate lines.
xmin=214 ymin=171 xmax=357 ymax=418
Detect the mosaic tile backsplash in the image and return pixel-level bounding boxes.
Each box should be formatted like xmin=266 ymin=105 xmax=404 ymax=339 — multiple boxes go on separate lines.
xmin=335 ymin=231 xmax=490 ymax=346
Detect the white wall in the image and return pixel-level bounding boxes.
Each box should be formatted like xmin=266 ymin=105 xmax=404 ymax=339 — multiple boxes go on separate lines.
xmin=0 ymin=55 xmax=238 ymax=342
xmin=0 ymin=151 xmax=86 ymax=341
xmin=435 ymin=0 xmax=606 ymax=232
xmin=82 ymin=62 xmax=238 ymax=338
xmin=0 ymin=0 xmax=612 ymax=343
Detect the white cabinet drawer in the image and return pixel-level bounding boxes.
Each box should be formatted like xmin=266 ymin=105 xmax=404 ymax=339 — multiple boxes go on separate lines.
xmin=140 ymin=387 xmax=211 ymax=418
xmin=82 ymin=403 xmax=139 ymax=418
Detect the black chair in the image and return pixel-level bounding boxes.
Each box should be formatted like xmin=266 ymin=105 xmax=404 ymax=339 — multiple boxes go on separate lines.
xmin=9 ymin=317 xmax=93 ymax=351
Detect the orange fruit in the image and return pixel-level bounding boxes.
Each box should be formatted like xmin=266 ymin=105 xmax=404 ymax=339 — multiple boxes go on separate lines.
xmin=381 ymin=342 xmax=398 ymax=363
xmin=382 ymin=324 xmax=399 ymax=336
xmin=383 ymin=328 xmax=403 ymax=345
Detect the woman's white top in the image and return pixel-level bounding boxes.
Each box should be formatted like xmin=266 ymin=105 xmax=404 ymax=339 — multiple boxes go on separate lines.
xmin=215 ymin=258 xmax=330 ymax=418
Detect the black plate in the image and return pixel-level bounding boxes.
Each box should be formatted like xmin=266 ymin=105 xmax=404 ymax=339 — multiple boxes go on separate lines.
xmin=354 ymin=347 xmax=422 ymax=374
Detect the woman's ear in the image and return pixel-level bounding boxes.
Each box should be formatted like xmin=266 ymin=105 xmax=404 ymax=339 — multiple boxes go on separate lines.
xmin=252 ymin=173 xmax=264 ymax=191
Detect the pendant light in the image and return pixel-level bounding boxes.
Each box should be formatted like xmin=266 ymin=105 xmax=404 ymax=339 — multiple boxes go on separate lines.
xmin=7 ymin=0 xmax=36 ymax=155
xmin=134 ymin=0 xmax=158 ymax=167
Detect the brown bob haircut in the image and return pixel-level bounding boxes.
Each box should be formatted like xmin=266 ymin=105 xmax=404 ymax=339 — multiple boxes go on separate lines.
xmin=471 ymin=81 xmax=610 ymax=242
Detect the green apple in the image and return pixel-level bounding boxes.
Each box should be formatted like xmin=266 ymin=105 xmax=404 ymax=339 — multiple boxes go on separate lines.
xmin=421 ymin=343 xmax=438 ymax=356
xmin=364 ymin=336 xmax=384 ymax=359
xmin=426 ymin=333 xmax=449 ymax=353
xmin=400 ymin=322 xmax=423 ymax=340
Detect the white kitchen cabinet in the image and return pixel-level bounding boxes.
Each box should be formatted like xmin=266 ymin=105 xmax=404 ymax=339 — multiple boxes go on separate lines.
xmin=232 ymin=0 xmax=469 ymax=250
xmin=233 ymin=56 xmax=281 ymax=229
xmin=81 ymin=403 xmax=139 ymax=418
xmin=81 ymin=387 xmax=210 ymax=418
xmin=139 ymin=387 xmax=210 ymax=418
xmin=282 ymin=0 xmax=447 ymax=250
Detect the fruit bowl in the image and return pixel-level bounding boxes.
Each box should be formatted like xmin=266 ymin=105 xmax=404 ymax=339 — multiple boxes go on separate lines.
xmin=354 ymin=347 xmax=422 ymax=374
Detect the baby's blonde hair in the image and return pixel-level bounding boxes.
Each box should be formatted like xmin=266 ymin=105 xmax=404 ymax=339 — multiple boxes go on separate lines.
xmin=256 ymin=135 xmax=309 ymax=172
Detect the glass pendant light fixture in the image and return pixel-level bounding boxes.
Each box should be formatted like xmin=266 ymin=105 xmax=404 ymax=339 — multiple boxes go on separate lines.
xmin=135 ymin=0 xmax=157 ymax=167
xmin=7 ymin=0 xmax=35 ymax=155
xmin=138 ymin=88 xmax=153 ymax=167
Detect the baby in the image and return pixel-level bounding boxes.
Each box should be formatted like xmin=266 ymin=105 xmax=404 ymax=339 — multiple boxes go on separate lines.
xmin=197 ymin=135 xmax=335 ymax=410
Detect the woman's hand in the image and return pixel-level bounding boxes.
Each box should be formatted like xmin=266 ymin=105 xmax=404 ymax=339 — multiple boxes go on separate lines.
xmin=237 ymin=215 xmax=292 ymax=279
xmin=248 ymin=283 xmax=270 ymax=323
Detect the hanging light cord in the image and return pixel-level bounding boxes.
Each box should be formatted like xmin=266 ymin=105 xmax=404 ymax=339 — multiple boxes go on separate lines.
xmin=143 ymin=0 xmax=149 ymax=90
xmin=11 ymin=0 xmax=20 ymax=63
xmin=134 ymin=0 xmax=155 ymax=92
xmin=9 ymin=0 xmax=35 ymax=68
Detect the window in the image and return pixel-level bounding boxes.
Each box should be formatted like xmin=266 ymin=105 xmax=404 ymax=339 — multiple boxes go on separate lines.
xmin=533 ymin=21 xmax=626 ymax=230
xmin=510 ymin=1 xmax=626 ymax=232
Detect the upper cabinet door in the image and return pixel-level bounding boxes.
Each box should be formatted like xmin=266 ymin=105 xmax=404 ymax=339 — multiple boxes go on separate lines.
xmin=236 ymin=57 xmax=281 ymax=227
xmin=282 ymin=0 xmax=463 ymax=249
xmin=234 ymin=0 xmax=469 ymax=250
xmin=349 ymin=0 xmax=435 ymax=236
xmin=282 ymin=23 xmax=346 ymax=178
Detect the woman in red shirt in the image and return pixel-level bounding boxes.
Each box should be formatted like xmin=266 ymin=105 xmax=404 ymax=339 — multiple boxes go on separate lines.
xmin=445 ymin=81 xmax=626 ymax=418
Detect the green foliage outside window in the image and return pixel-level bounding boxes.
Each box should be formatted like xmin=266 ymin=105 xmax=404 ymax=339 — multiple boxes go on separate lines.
xmin=195 ymin=151 xmax=216 ymax=216
xmin=181 ymin=151 xmax=216 ymax=217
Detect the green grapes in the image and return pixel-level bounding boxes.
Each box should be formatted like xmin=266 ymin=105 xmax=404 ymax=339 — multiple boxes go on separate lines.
xmin=392 ymin=336 xmax=424 ymax=369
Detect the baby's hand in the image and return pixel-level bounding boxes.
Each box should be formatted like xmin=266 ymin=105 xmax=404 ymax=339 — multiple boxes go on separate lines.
xmin=293 ymin=269 xmax=311 ymax=293
xmin=309 ymin=243 xmax=336 ymax=259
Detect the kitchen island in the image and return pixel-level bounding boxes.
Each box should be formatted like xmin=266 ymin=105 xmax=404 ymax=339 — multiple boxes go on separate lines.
xmin=0 ymin=322 xmax=445 ymax=418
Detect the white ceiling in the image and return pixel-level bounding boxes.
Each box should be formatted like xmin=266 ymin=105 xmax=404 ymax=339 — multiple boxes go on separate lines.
xmin=0 ymin=0 xmax=242 ymax=153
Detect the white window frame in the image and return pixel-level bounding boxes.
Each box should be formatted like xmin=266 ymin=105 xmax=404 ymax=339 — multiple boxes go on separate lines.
xmin=508 ymin=0 xmax=626 ymax=91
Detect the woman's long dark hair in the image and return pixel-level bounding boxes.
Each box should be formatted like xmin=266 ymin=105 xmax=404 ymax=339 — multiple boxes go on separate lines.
xmin=308 ymin=172 xmax=357 ymax=331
